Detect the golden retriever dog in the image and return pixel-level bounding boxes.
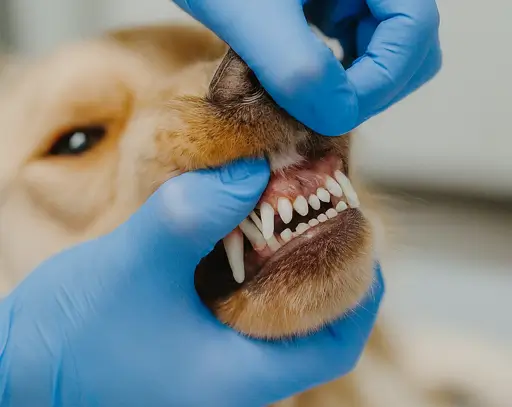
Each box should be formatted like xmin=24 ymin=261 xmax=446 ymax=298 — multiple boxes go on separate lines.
xmin=0 ymin=22 xmax=498 ymax=407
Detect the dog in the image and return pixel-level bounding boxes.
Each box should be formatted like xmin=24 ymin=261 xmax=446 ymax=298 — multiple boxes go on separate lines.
xmin=0 ymin=22 xmax=501 ymax=407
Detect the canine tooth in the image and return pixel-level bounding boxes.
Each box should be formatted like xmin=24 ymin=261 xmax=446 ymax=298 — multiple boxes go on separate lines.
xmin=325 ymin=175 xmax=343 ymax=197
xmin=316 ymin=188 xmax=330 ymax=203
xmin=277 ymin=198 xmax=293 ymax=224
xmin=308 ymin=194 xmax=321 ymax=210
xmin=223 ymin=229 xmax=245 ymax=284
xmin=317 ymin=214 xmax=328 ymax=223
xmin=260 ymin=203 xmax=275 ymax=240
xmin=308 ymin=219 xmax=320 ymax=227
xmin=239 ymin=219 xmax=266 ymax=250
xmin=334 ymin=170 xmax=360 ymax=208
xmin=293 ymin=196 xmax=309 ymax=216
xmin=336 ymin=201 xmax=348 ymax=212
xmin=249 ymin=211 xmax=263 ymax=231
xmin=267 ymin=235 xmax=282 ymax=252
xmin=326 ymin=208 xmax=338 ymax=219
xmin=280 ymin=228 xmax=293 ymax=243
xmin=295 ymin=223 xmax=310 ymax=234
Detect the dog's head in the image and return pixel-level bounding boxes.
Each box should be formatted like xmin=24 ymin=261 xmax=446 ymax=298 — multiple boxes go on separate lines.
xmin=0 ymin=23 xmax=377 ymax=339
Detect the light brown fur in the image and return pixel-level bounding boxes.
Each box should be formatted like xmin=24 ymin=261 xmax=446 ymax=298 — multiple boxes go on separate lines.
xmin=0 ymin=22 xmax=432 ymax=407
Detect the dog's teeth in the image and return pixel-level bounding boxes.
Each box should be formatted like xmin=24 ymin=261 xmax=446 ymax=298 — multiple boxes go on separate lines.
xmin=326 ymin=208 xmax=338 ymax=219
xmin=296 ymin=223 xmax=310 ymax=235
xmin=239 ymin=219 xmax=266 ymax=250
xmin=325 ymin=176 xmax=343 ymax=197
xmin=317 ymin=214 xmax=328 ymax=223
xmin=293 ymin=195 xmax=309 ymax=216
xmin=280 ymin=229 xmax=293 ymax=243
xmin=308 ymin=219 xmax=320 ymax=227
xmin=267 ymin=235 xmax=282 ymax=252
xmin=336 ymin=201 xmax=348 ymax=212
xmin=223 ymin=228 xmax=245 ymax=284
xmin=308 ymin=194 xmax=321 ymax=210
xmin=277 ymin=198 xmax=293 ymax=224
xmin=334 ymin=170 xmax=360 ymax=208
xmin=260 ymin=203 xmax=275 ymax=240
xmin=249 ymin=211 xmax=263 ymax=232
xmin=316 ymin=188 xmax=331 ymax=203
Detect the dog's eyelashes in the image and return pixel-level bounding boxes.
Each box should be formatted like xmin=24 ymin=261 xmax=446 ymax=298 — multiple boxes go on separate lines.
xmin=47 ymin=126 xmax=106 ymax=156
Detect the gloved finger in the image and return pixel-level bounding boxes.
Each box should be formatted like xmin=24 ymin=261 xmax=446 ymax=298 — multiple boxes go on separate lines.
xmin=118 ymin=158 xmax=269 ymax=273
xmin=370 ymin=33 xmax=442 ymax=118
xmin=174 ymin=0 xmax=359 ymax=136
xmin=221 ymin=264 xmax=384 ymax=405
xmin=346 ymin=0 xmax=441 ymax=123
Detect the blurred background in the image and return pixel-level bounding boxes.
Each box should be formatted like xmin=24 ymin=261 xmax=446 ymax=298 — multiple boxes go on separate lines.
xmin=1 ymin=0 xmax=511 ymax=405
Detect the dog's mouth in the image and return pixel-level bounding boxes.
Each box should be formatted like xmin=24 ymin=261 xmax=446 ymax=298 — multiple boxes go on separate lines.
xmin=195 ymin=144 xmax=364 ymax=306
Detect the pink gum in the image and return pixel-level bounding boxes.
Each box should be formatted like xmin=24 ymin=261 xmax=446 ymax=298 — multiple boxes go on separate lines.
xmin=259 ymin=154 xmax=342 ymax=207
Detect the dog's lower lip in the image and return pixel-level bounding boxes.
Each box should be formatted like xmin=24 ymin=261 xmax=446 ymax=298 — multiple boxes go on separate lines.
xmin=241 ymin=208 xmax=356 ymax=281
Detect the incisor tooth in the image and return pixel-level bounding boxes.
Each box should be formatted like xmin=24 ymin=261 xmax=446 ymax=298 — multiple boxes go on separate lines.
xmin=260 ymin=203 xmax=275 ymax=240
xmin=308 ymin=194 xmax=321 ymax=210
xmin=326 ymin=208 xmax=338 ymax=219
xmin=325 ymin=175 xmax=343 ymax=197
xmin=317 ymin=214 xmax=328 ymax=223
xmin=336 ymin=201 xmax=348 ymax=212
xmin=239 ymin=219 xmax=266 ymax=250
xmin=280 ymin=229 xmax=293 ymax=243
xmin=249 ymin=211 xmax=263 ymax=231
xmin=296 ymin=223 xmax=310 ymax=234
xmin=308 ymin=219 xmax=320 ymax=227
xmin=316 ymin=188 xmax=330 ymax=203
xmin=334 ymin=170 xmax=360 ymax=208
xmin=277 ymin=198 xmax=293 ymax=224
xmin=293 ymin=196 xmax=309 ymax=216
xmin=223 ymin=229 xmax=245 ymax=283
xmin=267 ymin=235 xmax=282 ymax=252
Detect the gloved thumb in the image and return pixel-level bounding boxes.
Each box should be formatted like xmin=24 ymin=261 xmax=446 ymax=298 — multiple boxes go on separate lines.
xmin=119 ymin=158 xmax=270 ymax=273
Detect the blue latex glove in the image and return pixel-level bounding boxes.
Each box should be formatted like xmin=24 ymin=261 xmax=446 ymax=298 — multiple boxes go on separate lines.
xmin=173 ymin=0 xmax=441 ymax=135
xmin=0 ymin=159 xmax=384 ymax=407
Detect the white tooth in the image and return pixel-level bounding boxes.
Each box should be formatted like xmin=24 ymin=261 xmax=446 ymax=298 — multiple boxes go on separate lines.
xmin=277 ymin=198 xmax=293 ymax=224
xmin=295 ymin=223 xmax=310 ymax=234
xmin=239 ymin=219 xmax=266 ymax=250
xmin=293 ymin=195 xmax=309 ymax=216
xmin=308 ymin=219 xmax=320 ymax=227
xmin=334 ymin=170 xmax=360 ymax=208
xmin=316 ymin=188 xmax=331 ymax=203
xmin=326 ymin=208 xmax=338 ymax=219
xmin=267 ymin=235 xmax=282 ymax=252
xmin=308 ymin=194 xmax=321 ymax=210
xmin=249 ymin=211 xmax=263 ymax=231
xmin=325 ymin=175 xmax=343 ymax=197
xmin=317 ymin=214 xmax=328 ymax=223
xmin=336 ymin=201 xmax=348 ymax=212
xmin=260 ymin=202 xmax=275 ymax=240
xmin=223 ymin=229 xmax=245 ymax=284
xmin=280 ymin=228 xmax=293 ymax=243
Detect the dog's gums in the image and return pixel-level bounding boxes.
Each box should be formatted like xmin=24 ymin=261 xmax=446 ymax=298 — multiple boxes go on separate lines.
xmin=223 ymin=156 xmax=360 ymax=284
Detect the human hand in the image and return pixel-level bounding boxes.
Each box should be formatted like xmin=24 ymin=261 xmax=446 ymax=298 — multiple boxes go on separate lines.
xmin=0 ymin=159 xmax=384 ymax=407
xmin=173 ymin=0 xmax=441 ymax=135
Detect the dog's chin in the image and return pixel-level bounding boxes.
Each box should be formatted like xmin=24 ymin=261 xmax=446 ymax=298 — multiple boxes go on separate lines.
xmin=194 ymin=143 xmax=375 ymax=340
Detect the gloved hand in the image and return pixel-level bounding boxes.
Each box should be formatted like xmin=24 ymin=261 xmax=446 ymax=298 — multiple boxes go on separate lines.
xmin=0 ymin=159 xmax=384 ymax=407
xmin=173 ymin=0 xmax=442 ymax=135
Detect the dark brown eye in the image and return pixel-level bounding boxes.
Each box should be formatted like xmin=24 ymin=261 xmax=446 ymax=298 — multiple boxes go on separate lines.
xmin=48 ymin=126 xmax=106 ymax=156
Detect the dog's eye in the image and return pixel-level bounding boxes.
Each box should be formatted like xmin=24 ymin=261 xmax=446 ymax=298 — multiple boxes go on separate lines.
xmin=48 ymin=126 xmax=106 ymax=156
